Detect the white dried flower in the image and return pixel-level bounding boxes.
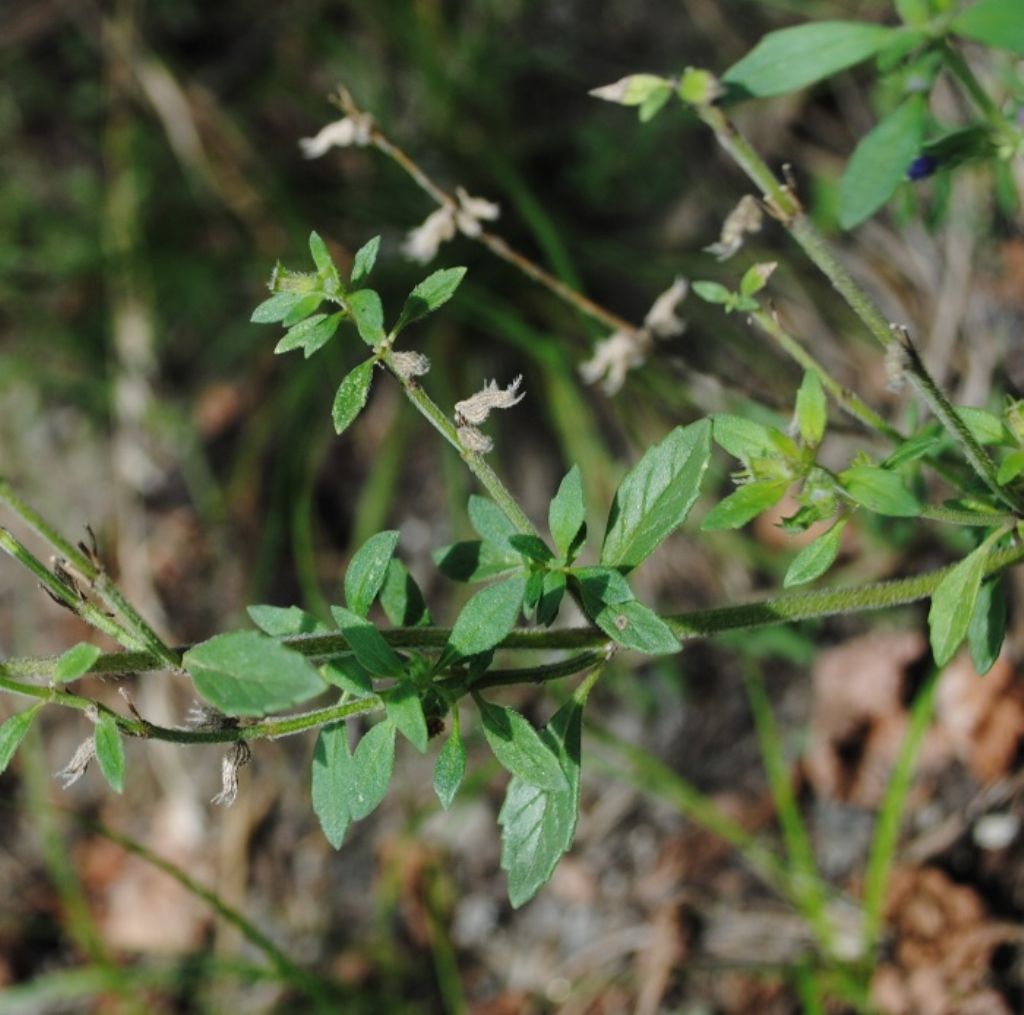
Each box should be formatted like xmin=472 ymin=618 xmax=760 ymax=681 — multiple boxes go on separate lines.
xmin=457 ymin=425 xmax=494 ymax=454
xmin=454 ymin=186 xmax=500 ymax=237
xmin=212 ymin=742 xmax=251 ymax=807
xmin=402 ymin=207 xmax=457 ymax=263
xmin=705 ymin=195 xmax=763 ymax=261
xmin=56 ymin=736 xmax=97 ymax=789
xmin=579 ymin=329 xmax=651 ymax=395
xmin=643 ymin=276 xmax=689 ymax=338
xmin=454 ymin=375 xmax=525 ymax=426
xmin=299 ymin=115 xmax=373 ymax=158
xmin=390 ymin=350 xmax=431 ymax=380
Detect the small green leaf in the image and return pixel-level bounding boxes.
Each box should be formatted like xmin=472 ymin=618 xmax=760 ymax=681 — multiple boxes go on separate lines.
xmin=701 ymin=479 xmax=789 ymax=531
xmin=712 ymin=414 xmax=783 ymax=461
xmin=692 ymin=280 xmax=732 ymax=305
xmin=447 ymin=575 xmax=527 ymax=658
xmin=575 ymin=565 xmax=635 ymax=606
xmin=350 ymin=235 xmax=381 ymax=287
xmin=331 ymin=606 xmax=404 ymax=676
xmin=477 ymin=699 xmax=568 ymax=791
xmin=795 ymin=370 xmax=827 ymax=447
xmin=739 ymin=262 xmax=775 ymax=298
xmin=394 ymin=267 xmax=468 ymax=334
xmin=499 ymin=699 xmax=582 ymax=908
xmin=247 ymin=605 xmax=329 ymax=637
xmin=309 ymin=231 xmax=333 ymax=274
xmin=94 ymin=714 xmax=125 ymax=794
xmin=282 ymin=292 xmax=325 ymax=327
xmin=345 ymin=530 xmax=400 ymax=618
xmin=379 ymin=558 xmax=431 ymax=627
xmin=53 ymin=643 xmax=101 ymax=683
xmin=0 ymin=705 xmax=43 ymax=775
xmin=638 ymin=85 xmax=672 ymax=122
xmin=346 ymin=289 xmax=386 ymax=347
xmin=882 ymin=430 xmax=943 ymax=469
xmin=953 ymin=0 xmax=1024 ymax=55
xmin=591 ymin=73 xmax=672 ymax=106
xmin=251 ymin=292 xmax=306 ymax=324
xmin=783 ymin=518 xmax=847 ymax=587
xmin=348 ymin=720 xmax=396 ymax=820
xmin=678 ymin=67 xmax=723 ymax=105
xmin=839 ymin=95 xmax=927 ymax=229
xmin=549 ymin=465 xmax=587 ymax=561
xmin=433 ymin=719 xmax=466 ymax=809
xmin=591 ymin=599 xmax=680 ymax=655
xmin=536 ymin=570 xmax=566 ymax=627
xmin=384 ymin=684 xmax=428 ymax=753
xmin=321 ymin=656 xmax=374 ymax=696
xmin=997 ymin=450 xmax=1024 ymax=486
xmin=895 ymin=0 xmax=930 ymax=26
xmin=274 ymin=313 xmax=343 ymax=358
xmin=332 ymin=359 xmax=375 ymax=435
xmin=968 ymin=575 xmax=1006 ymax=676
xmin=508 ymin=534 xmax=554 ymax=564
xmin=929 ymin=542 xmax=990 ymax=666
xmin=433 ymin=541 xmax=521 ymax=583
xmin=184 ymin=632 xmax=327 ymax=717
xmin=312 ymin=722 xmax=352 ymax=849
xmin=601 ymin=419 xmax=712 ymax=572
xmin=839 ymin=465 xmax=922 ymax=517
xmin=722 ymin=21 xmax=895 ymax=98
xmin=956 ymin=407 xmax=1012 ymax=447
xmin=468 ymin=495 xmax=518 ymax=549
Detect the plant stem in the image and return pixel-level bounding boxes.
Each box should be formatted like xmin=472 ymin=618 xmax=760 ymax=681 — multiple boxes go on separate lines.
xmin=941 ymin=40 xmax=1004 ymax=127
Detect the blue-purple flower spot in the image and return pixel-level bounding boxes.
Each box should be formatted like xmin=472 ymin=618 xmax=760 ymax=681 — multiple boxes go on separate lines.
xmin=907 ymin=155 xmax=937 ymax=181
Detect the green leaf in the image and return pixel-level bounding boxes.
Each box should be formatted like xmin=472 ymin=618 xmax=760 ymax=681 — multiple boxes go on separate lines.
xmin=839 ymin=465 xmax=922 ymax=517
xmin=0 ymin=704 xmax=43 ymax=775
xmin=348 ymin=720 xmax=396 ymax=820
xmin=895 ymin=0 xmax=931 ymax=26
xmin=795 ymin=370 xmax=827 ymax=447
xmin=309 ymin=231 xmax=333 ymax=274
xmin=784 ymin=518 xmax=847 ymax=587
xmin=968 ymin=575 xmax=1006 ymax=676
xmin=953 ymin=0 xmax=1024 ymax=55
xmin=997 ymin=450 xmax=1024 ymax=486
xmin=722 ymin=21 xmax=895 ymax=98
xmin=312 ymin=722 xmax=352 ymax=849
xmin=592 ymin=599 xmax=681 ymax=655
xmin=247 ymin=604 xmax=330 ymax=636
xmin=433 ymin=720 xmax=466 ymax=809
xmin=839 ymin=95 xmax=927 ymax=228
xmin=94 ymin=714 xmax=125 ymax=794
xmin=929 ymin=542 xmax=990 ymax=666
xmin=379 ymin=558 xmax=431 ymax=627
xmin=536 ymin=570 xmax=566 ymax=627
xmin=692 ymin=280 xmax=732 ymax=304
xmin=384 ymin=684 xmax=428 ymax=753
xmin=575 ymin=565 xmax=635 ymax=606
xmin=346 ymin=289 xmax=386 ymax=347
xmin=638 ymin=85 xmax=672 ymax=122
xmin=251 ymin=292 xmax=306 ymax=324
xmin=350 ymin=235 xmax=381 ymax=287
xmin=499 ymin=699 xmax=582 ymax=908
xmin=433 ymin=541 xmax=521 ymax=583
xmin=601 ymin=419 xmax=712 ymax=572
xmin=549 ymin=465 xmax=587 ymax=561
xmin=739 ymin=262 xmax=775 ymax=298
xmin=184 ymin=632 xmax=327 ymax=717
xmin=345 ymin=530 xmax=400 ymax=618
xmin=282 ymin=292 xmax=325 ymax=327
xmin=712 ymin=414 xmax=782 ymax=461
xmin=447 ymin=575 xmax=527 ymax=658
xmin=321 ymin=656 xmax=374 ymax=696
xmin=477 ymin=699 xmax=567 ymax=791
xmin=274 ymin=312 xmax=343 ymax=358
xmin=468 ymin=495 xmax=518 ymax=549
xmin=882 ymin=429 xmax=943 ymax=469
xmin=956 ymin=407 xmax=1012 ymax=447
xmin=701 ymin=479 xmax=789 ymax=530
xmin=332 ymin=359 xmax=375 ymax=435
xmin=53 ymin=642 xmax=101 ymax=683
xmin=508 ymin=534 xmax=554 ymax=564
xmin=331 ymin=606 xmax=404 ymax=676
xmin=394 ymin=267 xmax=467 ymax=334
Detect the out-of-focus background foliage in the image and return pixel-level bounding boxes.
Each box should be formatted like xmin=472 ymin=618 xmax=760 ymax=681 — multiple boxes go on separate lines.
xmin=3 ymin=0 xmax=1024 ymax=1011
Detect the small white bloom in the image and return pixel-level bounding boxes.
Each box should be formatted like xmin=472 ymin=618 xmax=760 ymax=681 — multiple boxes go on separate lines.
xmin=212 ymin=742 xmax=251 ymax=807
xmin=390 ymin=350 xmax=431 ymax=380
xmin=299 ymin=114 xmax=373 ymax=159
xmin=579 ymin=329 xmax=651 ymax=395
xmin=56 ymin=736 xmax=97 ymax=789
xmin=454 ymin=375 xmax=525 ymax=426
xmin=454 ymin=187 xmax=500 ymax=237
xmin=705 ymin=194 xmax=763 ymax=260
xmin=643 ymin=276 xmax=689 ymax=338
xmin=402 ymin=206 xmax=456 ymax=263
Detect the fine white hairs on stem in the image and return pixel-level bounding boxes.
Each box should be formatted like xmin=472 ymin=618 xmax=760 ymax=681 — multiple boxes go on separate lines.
xmin=705 ymin=194 xmax=763 ymax=261
xmin=454 ymin=375 xmax=525 ymax=454
xmin=402 ymin=188 xmax=501 ymax=263
xmin=212 ymin=742 xmax=251 ymax=807
xmin=56 ymin=737 xmax=97 ymax=789
xmin=299 ymin=114 xmax=374 ymax=158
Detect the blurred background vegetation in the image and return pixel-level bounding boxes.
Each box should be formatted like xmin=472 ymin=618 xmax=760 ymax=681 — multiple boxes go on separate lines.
xmin=3 ymin=0 xmax=1024 ymax=1011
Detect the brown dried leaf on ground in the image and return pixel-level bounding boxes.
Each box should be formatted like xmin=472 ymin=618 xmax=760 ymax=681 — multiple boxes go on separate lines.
xmin=871 ymin=865 xmax=1018 ymax=1015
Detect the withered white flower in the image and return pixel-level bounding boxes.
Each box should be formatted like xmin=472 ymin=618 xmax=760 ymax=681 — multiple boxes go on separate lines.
xmin=579 ymin=329 xmax=651 ymax=395
xmin=643 ymin=276 xmax=689 ymax=338
xmin=454 ymin=375 xmax=525 ymax=426
xmin=299 ymin=114 xmax=373 ymax=159
xmin=402 ymin=207 xmax=457 ymax=263
xmin=454 ymin=186 xmax=500 ymax=237
xmin=212 ymin=742 xmax=251 ymax=807
xmin=705 ymin=194 xmax=763 ymax=261
xmin=56 ymin=736 xmax=97 ymax=789
xmin=390 ymin=350 xmax=431 ymax=380
xmin=457 ymin=425 xmax=494 ymax=454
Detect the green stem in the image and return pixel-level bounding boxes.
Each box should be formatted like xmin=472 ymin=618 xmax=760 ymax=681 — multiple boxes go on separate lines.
xmin=941 ymin=40 xmax=1004 ymax=127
